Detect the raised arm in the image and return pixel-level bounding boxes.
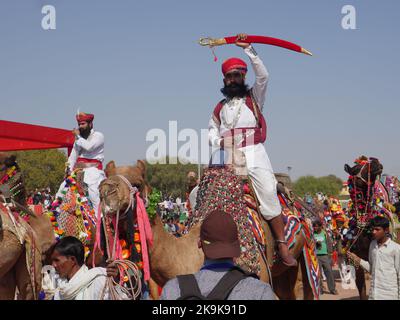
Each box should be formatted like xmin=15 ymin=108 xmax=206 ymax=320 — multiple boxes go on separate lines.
xmin=244 ymin=45 xmax=269 ymax=110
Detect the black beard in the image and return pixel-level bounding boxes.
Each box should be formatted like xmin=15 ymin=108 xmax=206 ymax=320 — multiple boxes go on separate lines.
xmin=220 ymin=83 xmax=249 ymax=99
xmin=79 ymin=127 xmax=91 ymax=139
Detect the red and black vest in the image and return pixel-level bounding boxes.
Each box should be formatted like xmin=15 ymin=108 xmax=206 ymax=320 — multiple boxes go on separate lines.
xmin=212 ymin=91 xmax=267 ymax=147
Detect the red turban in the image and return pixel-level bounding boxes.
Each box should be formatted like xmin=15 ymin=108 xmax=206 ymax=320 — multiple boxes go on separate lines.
xmin=221 ymin=57 xmax=247 ymax=76
xmin=76 ymin=112 xmax=94 ymax=123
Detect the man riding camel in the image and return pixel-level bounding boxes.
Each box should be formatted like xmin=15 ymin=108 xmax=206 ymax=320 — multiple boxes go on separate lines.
xmin=208 ymin=33 xmax=297 ymax=267
xmin=57 ymin=112 xmax=105 ymax=216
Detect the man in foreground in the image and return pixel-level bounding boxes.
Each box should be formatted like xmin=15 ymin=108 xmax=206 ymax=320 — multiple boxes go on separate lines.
xmin=49 ymin=236 xmax=119 ymax=300
xmin=160 ymin=210 xmax=275 ymax=300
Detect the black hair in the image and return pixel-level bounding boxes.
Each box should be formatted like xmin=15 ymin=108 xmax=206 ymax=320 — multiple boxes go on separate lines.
xmin=53 ymin=236 xmax=85 ymax=266
xmin=371 ymin=216 xmax=390 ymax=229
xmin=312 ymin=220 xmax=323 ymax=227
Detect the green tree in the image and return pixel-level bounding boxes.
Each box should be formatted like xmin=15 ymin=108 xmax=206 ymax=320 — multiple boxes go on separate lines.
xmin=146 ymin=157 xmax=199 ymax=199
xmin=14 ymin=149 xmax=67 ymax=193
xmin=293 ymin=174 xmax=343 ymax=197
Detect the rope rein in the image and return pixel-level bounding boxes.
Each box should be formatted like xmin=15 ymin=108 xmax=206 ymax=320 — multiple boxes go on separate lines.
xmin=99 ymin=175 xmax=142 ymax=300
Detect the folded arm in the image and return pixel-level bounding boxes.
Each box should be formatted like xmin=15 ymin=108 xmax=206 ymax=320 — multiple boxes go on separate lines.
xmin=75 ymin=132 xmax=104 ymax=153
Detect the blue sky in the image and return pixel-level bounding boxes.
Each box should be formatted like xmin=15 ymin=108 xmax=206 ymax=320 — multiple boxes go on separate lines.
xmin=1 ymin=0 xmax=399 ymax=180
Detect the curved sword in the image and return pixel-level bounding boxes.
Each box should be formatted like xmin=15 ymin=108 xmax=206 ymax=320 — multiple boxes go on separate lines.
xmin=199 ymin=35 xmax=312 ymax=56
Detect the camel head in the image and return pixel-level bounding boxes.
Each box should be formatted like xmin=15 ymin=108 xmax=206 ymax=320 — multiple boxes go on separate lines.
xmin=100 ymin=160 xmax=151 ymax=216
xmin=344 ymin=156 xmax=383 ymax=196
xmin=99 ymin=175 xmax=131 ymax=216
xmin=0 ymin=152 xmax=26 ymax=205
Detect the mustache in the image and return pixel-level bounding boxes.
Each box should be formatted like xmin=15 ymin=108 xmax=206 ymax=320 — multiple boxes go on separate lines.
xmin=220 ymin=82 xmax=249 ymax=98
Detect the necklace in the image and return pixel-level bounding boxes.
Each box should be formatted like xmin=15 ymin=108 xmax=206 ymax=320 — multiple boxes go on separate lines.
xmin=222 ymin=98 xmax=243 ymax=129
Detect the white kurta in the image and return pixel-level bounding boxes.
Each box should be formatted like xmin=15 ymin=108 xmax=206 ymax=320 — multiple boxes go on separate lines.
xmin=360 ymin=238 xmax=400 ymax=300
xmin=208 ymin=46 xmax=281 ymax=220
xmin=53 ymin=265 xmax=109 ymax=300
xmin=57 ymin=129 xmax=106 ymax=214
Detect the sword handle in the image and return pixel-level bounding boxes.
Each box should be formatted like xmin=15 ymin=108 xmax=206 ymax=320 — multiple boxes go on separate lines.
xmin=198 ymin=37 xmax=227 ymax=47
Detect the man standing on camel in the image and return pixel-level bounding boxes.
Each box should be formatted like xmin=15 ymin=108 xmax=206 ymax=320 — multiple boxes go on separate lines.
xmin=57 ymin=112 xmax=105 ymax=215
xmin=208 ymin=33 xmax=297 ymax=266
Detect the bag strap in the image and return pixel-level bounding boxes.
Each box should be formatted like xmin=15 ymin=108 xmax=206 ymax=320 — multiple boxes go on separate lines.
xmin=206 ymin=268 xmax=255 ymax=300
xmin=177 ymin=274 xmax=205 ymax=300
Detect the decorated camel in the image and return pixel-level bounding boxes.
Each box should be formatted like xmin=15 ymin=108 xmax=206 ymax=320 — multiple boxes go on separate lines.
xmin=344 ymin=155 xmax=400 ymax=299
xmin=0 ymin=152 xmax=106 ymax=300
xmin=100 ymin=154 xmax=321 ymax=300
xmin=0 ymin=153 xmax=55 ymax=300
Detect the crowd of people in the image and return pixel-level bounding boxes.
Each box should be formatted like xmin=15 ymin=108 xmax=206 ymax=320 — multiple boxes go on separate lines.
xmin=26 ymin=187 xmax=54 ymax=207
xmin=158 ymin=197 xmax=189 ymax=237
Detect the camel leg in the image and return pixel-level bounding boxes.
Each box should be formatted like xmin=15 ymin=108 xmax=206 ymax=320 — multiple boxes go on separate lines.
xmin=15 ymin=249 xmax=36 ymax=300
xmin=148 ymin=278 xmax=160 ymax=300
xmin=293 ymin=266 xmax=304 ymax=300
xmin=0 ymin=230 xmax=23 ymax=279
xmin=272 ymin=264 xmax=299 ymax=300
xmin=0 ymin=270 xmax=16 ymax=300
xmin=355 ymin=267 xmax=367 ymax=300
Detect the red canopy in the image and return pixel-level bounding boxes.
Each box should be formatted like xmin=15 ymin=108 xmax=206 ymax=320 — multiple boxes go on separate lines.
xmin=0 ymin=120 xmax=74 ymax=155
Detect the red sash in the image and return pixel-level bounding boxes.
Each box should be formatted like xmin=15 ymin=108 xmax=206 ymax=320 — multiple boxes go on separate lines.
xmin=76 ymin=158 xmax=103 ymax=170
xmin=222 ymin=127 xmax=265 ymax=148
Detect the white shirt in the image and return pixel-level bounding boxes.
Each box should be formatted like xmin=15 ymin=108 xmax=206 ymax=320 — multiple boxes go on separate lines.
xmin=360 ymin=238 xmax=400 ymax=300
xmin=53 ymin=265 xmax=109 ymax=300
xmin=208 ymin=46 xmax=272 ymax=169
xmin=68 ymin=129 xmax=105 ymax=169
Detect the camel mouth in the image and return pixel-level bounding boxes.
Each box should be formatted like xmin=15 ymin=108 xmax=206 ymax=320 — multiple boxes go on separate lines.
xmin=102 ymin=203 xmax=118 ymax=216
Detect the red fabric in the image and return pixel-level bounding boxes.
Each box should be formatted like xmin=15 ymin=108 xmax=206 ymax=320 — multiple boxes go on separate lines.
xmin=213 ymin=94 xmax=267 ymax=146
xmin=76 ymin=113 xmax=94 ymax=123
xmin=76 ymin=158 xmax=103 ymax=170
xmin=332 ymin=251 xmax=338 ymax=266
xmin=224 ymin=35 xmax=303 ymax=53
xmin=136 ymin=192 xmax=153 ymax=281
xmin=28 ymin=205 xmax=43 ymax=216
xmin=221 ymin=58 xmax=247 ymax=75
xmin=0 ymin=120 xmax=74 ymax=155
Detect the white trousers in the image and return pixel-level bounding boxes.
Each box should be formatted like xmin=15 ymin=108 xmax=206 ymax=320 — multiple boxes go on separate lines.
xmin=247 ymin=167 xmax=282 ymax=220
xmin=57 ymin=167 xmax=105 ymax=215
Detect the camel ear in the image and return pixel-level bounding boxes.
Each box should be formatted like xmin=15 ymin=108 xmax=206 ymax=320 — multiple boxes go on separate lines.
xmin=344 ymin=164 xmax=354 ymax=175
xmin=136 ymin=160 xmax=147 ymax=177
xmin=105 ymin=161 xmax=116 ymax=177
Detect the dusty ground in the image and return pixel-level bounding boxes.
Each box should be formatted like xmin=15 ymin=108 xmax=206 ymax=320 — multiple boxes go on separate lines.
xmin=319 ymin=266 xmax=370 ymax=300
